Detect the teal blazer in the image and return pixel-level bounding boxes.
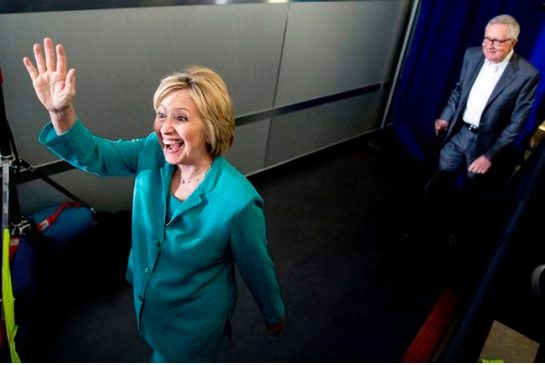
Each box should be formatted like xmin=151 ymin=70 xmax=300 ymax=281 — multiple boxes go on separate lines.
xmin=39 ymin=120 xmax=286 ymax=362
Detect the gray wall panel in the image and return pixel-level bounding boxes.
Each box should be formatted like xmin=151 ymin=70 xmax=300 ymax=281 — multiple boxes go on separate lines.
xmin=0 ymin=1 xmax=411 ymax=213
xmin=0 ymin=4 xmax=287 ymax=166
xmin=380 ymin=0 xmax=412 ymax=82
xmin=224 ymin=119 xmax=270 ymax=175
xmin=275 ymin=0 xmax=409 ymax=106
xmin=266 ymin=91 xmax=384 ymax=166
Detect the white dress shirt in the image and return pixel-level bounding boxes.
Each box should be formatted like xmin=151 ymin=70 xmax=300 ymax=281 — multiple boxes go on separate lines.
xmin=462 ymin=49 xmax=513 ymax=127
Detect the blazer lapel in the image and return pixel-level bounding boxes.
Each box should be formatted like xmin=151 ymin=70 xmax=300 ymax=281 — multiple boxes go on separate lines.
xmin=485 ymin=55 xmax=518 ymax=109
xmin=445 ymin=52 xmax=483 ymax=139
xmin=161 ymin=163 xmax=174 ymax=223
xmin=173 ymin=191 xmax=203 ymax=218
xmin=169 ymin=157 xmax=221 ymax=220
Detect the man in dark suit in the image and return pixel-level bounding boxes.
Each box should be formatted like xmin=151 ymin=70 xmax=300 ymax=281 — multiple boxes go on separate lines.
xmin=404 ymin=15 xmax=540 ymax=255
xmin=432 ymin=14 xmax=540 ymax=196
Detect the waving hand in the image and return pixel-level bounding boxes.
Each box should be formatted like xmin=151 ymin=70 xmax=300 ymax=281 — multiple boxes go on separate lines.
xmin=23 ymin=37 xmax=77 ymax=133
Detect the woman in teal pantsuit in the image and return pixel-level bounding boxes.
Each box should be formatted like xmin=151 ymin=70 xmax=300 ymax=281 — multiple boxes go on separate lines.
xmin=23 ymin=37 xmax=286 ymax=362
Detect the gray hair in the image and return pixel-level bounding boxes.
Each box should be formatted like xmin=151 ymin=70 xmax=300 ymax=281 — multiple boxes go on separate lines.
xmin=487 ymin=14 xmax=520 ymax=40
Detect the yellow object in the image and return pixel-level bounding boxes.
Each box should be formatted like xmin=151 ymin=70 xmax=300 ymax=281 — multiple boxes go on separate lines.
xmin=2 ymin=228 xmax=20 ymax=362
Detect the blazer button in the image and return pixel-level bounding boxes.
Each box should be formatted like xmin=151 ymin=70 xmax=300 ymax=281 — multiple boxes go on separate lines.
xmin=138 ymin=294 xmax=144 ymax=302
xmin=154 ymin=240 xmax=161 ymax=248
xmin=144 ymin=267 xmax=150 ymax=276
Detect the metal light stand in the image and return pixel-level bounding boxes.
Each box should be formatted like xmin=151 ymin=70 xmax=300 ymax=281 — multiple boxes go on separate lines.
xmin=1 ymin=66 xmax=93 ymax=362
xmin=1 ymin=66 xmax=31 ymax=246
xmin=1 ymin=65 xmax=10 ymax=239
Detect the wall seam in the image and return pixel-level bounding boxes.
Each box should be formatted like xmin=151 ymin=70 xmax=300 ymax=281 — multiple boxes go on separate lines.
xmin=263 ymin=1 xmax=291 ymax=168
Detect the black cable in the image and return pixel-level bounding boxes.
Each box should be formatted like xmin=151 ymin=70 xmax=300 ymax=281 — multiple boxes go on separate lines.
xmin=17 ymin=159 xmax=92 ymax=210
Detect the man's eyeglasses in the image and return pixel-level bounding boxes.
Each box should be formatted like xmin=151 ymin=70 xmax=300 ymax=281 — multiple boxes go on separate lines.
xmin=482 ymin=37 xmax=512 ymax=46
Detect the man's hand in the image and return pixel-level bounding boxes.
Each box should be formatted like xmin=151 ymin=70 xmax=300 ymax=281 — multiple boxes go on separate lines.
xmin=468 ymin=155 xmax=492 ymax=175
xmin=434 ymin=118 xmax=449 ymax=136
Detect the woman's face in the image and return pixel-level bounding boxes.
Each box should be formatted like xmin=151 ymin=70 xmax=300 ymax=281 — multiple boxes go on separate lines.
xmin=154 ymin=89 xmax=210 ymax=166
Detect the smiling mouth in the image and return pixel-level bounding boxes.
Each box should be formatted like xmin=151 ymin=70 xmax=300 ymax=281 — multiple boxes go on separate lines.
xmin=164 ymin=140 xmax=185 ymax=153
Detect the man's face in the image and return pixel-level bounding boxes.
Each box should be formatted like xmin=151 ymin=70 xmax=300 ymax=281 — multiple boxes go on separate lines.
xmin=482 ymin=23 xmax=517 ymax=63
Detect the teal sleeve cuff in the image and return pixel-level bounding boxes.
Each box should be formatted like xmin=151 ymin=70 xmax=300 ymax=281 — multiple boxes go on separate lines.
xmin=38 ymin=119 xmax=85 ymax=147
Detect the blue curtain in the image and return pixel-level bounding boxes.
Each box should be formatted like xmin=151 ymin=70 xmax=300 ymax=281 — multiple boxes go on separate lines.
xmin=503 ymin=0 xmax=545 ymax=151
xmin=390 ymin=0 xmax=544 ymax=165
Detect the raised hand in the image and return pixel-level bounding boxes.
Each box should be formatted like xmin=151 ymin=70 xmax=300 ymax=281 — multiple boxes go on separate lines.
xmin=23 ymin=37 xmax=77 ymax=133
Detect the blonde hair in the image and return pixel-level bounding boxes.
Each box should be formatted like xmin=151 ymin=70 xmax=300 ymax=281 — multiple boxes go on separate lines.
xmin=487 ymin=14 xmax=520 ymax=40
xmin=153 ymin=65 xmax=235 ymax=157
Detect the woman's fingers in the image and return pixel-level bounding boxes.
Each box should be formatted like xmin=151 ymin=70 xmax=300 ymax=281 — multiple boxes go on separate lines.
xmin=66 ymin=68 xmax=76 ymax=95
xmin=22 ymin=56 xmax=39 ymax=80
xmin=56 ymin=43 xmax=67 ymax=75
xmin=24 ymin=37 xmax=75 ymax=110
xmin=34 ymin=43 xmax=46 ymax=73
xmin=44 ymin=37 xmax=56 ymax=71
xmin=26 ymin=38 xmax=70 ymax=80
xmin=30 ymin=38 xmax=67 ymax=76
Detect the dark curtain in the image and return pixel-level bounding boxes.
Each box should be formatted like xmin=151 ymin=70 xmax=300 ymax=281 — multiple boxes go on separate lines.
xmin=504 ymin=0 xmax=545 ymax=151
xmin=390 ymin=0 xmax=545 ymax=165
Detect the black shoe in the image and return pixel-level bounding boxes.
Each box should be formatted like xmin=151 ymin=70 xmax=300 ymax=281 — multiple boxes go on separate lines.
xmin=531 ymin=264 xmax=545 ymax=298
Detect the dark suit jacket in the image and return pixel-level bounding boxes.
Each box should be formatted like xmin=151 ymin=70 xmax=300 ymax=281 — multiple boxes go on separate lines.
xmin=440 ymin=47 xmax=540 ymax=161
